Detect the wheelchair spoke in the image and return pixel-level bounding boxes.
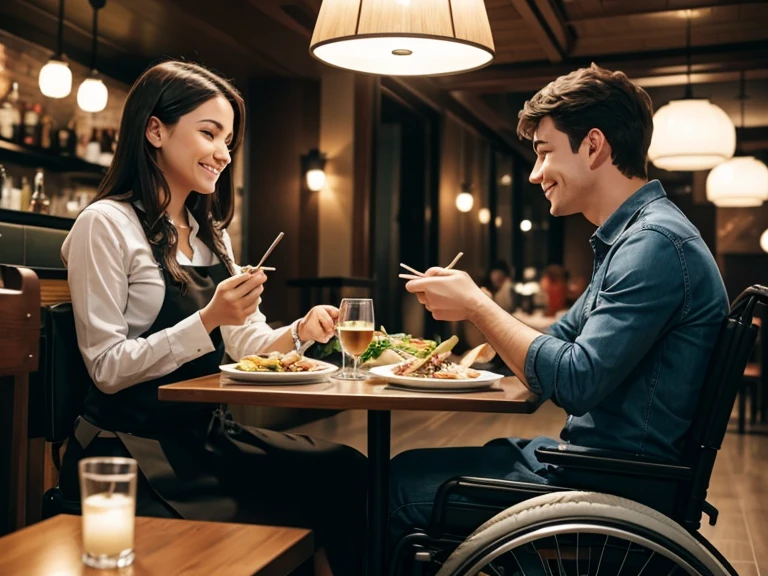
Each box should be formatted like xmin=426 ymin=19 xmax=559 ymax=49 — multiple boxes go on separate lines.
xmin=616 ymin=542 xmax=631 ymax=575
xmin=554 ymin=534 xmax=566 ymax=576
xmin=667 ymin=565 xmax=680 ymax=576
xmin=531 ymin=540 xmax=554 ymax=576
xmin=509 ymin=549 xmax=528 ymax=576
xmin=576 ymin=533 xmax=579 ymax=576
xmin=636 ymin=550 xmax=655 ymax=576
xmin=595 ymin=535 xmax=609 ymax=576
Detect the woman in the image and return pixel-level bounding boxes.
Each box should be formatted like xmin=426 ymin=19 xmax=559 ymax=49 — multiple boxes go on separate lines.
xmin=59 ymin=61 xmax=365 ymax=576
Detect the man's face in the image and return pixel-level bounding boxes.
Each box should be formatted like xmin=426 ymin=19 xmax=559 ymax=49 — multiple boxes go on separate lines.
xmin=528 ymin=116 xmax=593 ymax=217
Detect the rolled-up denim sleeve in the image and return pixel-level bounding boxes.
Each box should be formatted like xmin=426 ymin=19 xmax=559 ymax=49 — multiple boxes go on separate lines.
xmin=524 ymin=229 xmax=685 ymax=416
xmin=546 ymin=288 xmax=587 ymax=342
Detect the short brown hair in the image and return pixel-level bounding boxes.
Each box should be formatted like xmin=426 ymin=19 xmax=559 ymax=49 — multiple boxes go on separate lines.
xmin=517 ymin=64 xmax=654 ymax=179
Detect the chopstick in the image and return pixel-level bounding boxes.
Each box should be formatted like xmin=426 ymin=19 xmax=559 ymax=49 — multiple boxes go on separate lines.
xmin=445 ymin=251 xmax=464 ymax=270
xmin=398 ymin=251 xmax=465 ymax=278
xmin=399 ymin=263 xmax=425 ymax=277
xmin=254 ymin=232 xmax=284 ymax=269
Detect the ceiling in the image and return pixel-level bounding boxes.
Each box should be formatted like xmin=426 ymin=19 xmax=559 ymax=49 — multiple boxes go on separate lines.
xmin=1 ymin=0 xmax=766 ymax=150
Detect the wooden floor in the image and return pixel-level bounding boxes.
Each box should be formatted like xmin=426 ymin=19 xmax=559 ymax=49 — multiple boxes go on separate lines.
xmin=290 ymin=401 xmax=768 ymax=575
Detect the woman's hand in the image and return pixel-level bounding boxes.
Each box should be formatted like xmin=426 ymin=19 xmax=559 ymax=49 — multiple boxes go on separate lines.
xmin=298 ymin=305 xmax=339 ymax=343
xmin=199 ymin=270 xmax=267 ymax=332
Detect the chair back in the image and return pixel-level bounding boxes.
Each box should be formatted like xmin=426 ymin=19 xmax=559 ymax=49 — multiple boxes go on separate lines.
xmin=37 ymin=303 xmax=93 ymax=443
xmin=681 ymin=285 xmax=767 ymax=528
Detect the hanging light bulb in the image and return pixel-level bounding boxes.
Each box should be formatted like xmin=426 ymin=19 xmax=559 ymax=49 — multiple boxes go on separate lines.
xmin=705 ymin=74 xmax=768 ymax=207
xmin=648 ymin=15 xmax=735 ymax=171
xmin=78 ymin=74 xmax=108 ymax=113
xmin=310 ymin=0 xmax=495 ymax=76
xmin=478 ymin=208 xmax=490 ymax=224
xmin=77 ymin=0 xmax=108 ymax=113
xmin=456 ymin=183 xmax=474 ymax=213
xmin=39 ymin=0 xmax=72 ymax=98
xmin=760 ymin=229 xmax=768 ymax=253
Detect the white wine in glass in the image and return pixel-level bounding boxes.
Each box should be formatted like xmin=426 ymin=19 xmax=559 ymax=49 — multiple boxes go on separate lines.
xmin=336 ymin=298 xmax=374 ymax=380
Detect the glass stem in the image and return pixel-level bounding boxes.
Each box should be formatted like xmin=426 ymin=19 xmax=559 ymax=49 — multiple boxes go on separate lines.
xmin=353 ymin=355 xmax=359 ymax=379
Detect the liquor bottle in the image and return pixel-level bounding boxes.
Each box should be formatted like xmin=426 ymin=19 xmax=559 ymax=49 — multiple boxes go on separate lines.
xmin=85 ymin=128 xmax=101 ymax=164
xmin=23 ymin=103 xmax=41 ymax=147
xmin=19 ymin=176 xmax=31 ymax=211
xmin=40 ymin=113 xmax=54 ymax=150
xmin=0 ymin=83 xmax=21 ymax=142
xmin=0 ymin=164 xmax=7 ymax=209
xmin=29 ymin=169 xmax=50 ymax=214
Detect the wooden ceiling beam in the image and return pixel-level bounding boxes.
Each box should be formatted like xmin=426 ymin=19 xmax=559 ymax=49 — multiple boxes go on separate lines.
xmin=566 ymin=0 xmax=767 ymax=22
xmin=434 ymin=41 xmax=768 ymax=93
xmin=385 ymin=77 xmax=535 ymax=161
xmin=508 ymin=0 xmax=567 ymax=62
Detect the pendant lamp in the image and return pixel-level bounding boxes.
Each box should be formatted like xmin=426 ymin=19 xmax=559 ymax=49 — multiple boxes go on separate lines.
xmin=706 ymin=74 xmax=768 ymax=207
xmin=39 ymin=0 xmax=72 ymax=98
xmin=310 ymin=0 xmax=495 ymax=76
xmin=648 ymin=15 xmax=735 ymax=171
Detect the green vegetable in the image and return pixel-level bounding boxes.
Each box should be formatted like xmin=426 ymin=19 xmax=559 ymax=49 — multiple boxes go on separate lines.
xmin=359 ymin=326 xmax=437 ymax=363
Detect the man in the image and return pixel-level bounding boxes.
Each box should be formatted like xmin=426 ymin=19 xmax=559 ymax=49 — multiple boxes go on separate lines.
xmin=388 ymin=64 xmax=728 ymax=547
xmin=487 ymin=260 xmax=515 ymax=313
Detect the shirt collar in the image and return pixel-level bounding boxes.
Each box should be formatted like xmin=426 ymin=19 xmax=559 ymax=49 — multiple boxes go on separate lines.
xmin=594 ymin=180 xmax=667 ymax=246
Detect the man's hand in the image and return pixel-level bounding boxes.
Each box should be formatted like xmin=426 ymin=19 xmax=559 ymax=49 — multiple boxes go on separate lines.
xmin=405 ymin=268 xmax=485 ymax=322
xmin=298 ymin=305 xmax=339 ymax=343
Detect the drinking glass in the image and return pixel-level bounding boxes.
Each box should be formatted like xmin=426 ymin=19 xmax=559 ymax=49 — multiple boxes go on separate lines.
xmin=79 ymin=457 xmax=138 ymax=569
xmin=336 ymin=298 xmax=375 ymax=380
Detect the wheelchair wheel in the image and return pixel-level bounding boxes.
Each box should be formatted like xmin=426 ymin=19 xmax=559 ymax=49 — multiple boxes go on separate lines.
xmin=436 ymin=491 xmax=731 ymax=576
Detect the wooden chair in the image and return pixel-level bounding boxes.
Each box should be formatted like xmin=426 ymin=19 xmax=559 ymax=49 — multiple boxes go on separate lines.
xmin=0 ymin=265 xmax=40 ymax=536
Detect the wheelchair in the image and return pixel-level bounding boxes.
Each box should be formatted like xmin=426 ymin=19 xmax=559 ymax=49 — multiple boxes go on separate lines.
xmin=393 ymin=285 xmax=767 ymax=576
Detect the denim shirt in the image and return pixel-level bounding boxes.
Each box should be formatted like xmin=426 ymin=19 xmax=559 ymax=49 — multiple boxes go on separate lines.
xmin=524 ymin=180 xmax=728 ymax=461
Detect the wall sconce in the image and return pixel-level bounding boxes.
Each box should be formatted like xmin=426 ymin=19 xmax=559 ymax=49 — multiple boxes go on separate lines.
xmin=456 ymin=182 xmax=474 ymax=213
xmin=301 ymin=148 xmax=326 ymax=191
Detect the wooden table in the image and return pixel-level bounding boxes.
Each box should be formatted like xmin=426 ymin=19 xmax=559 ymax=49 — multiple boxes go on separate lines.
xmin=159 ymin=375 xmax=539 ymax=576
xmin=0 ymin=514 xmax=313 ymax=576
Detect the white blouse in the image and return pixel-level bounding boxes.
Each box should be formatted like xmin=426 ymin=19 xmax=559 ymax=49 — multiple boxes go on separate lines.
xmin=61 ymin=199 xmax=294 ymax=394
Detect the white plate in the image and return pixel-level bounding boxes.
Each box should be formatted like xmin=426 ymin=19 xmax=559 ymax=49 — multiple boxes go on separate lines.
xmin=368 ymin=364 xmax=504 ymax=391
xmin=220 ymin=359 xmax=339 ymax=384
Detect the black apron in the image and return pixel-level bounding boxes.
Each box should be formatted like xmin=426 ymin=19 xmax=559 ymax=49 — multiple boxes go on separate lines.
xmin=60 ymin=241 xmax=366 ymax=576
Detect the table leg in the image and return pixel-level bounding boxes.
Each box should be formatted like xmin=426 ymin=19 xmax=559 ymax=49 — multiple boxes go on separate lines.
xmin=367 ymin=410 xmax=391 ymax=576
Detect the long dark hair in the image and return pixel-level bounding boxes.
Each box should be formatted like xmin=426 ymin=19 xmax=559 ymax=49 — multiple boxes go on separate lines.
xmin=92 ymin=60 xmax=246 ymax=290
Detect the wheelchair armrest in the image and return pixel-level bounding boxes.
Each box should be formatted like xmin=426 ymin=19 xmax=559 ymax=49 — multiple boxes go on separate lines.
xmin=535 ymin=445 xmax=693 ymax=480
xmin=429 ymin=476 xmax=573 ymax=537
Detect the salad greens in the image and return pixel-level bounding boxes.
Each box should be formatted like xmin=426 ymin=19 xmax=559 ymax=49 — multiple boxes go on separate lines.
xmin=359 ymin=326 xmax=436 ymax=364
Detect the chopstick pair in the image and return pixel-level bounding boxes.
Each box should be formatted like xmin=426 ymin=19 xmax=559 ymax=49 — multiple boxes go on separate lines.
xmin=242 ymin=232 xmax=284 ymax=274
xmin=398 ymin=252 xmax=464 ymax=280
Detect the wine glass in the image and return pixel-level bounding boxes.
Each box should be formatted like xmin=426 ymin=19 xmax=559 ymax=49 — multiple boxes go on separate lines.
xmin=336 ymin=298 xmax=375 ymax=380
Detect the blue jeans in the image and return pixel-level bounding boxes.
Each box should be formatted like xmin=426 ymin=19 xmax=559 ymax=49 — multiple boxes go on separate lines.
xmin=388 ymin=435 xmax=560 ymax=550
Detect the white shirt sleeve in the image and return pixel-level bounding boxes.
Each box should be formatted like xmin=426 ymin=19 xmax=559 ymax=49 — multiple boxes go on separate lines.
xmin=65 ymin=209 xmax=215 ymax=394
xmin=219 ymin=230 xmax=296 ymax=360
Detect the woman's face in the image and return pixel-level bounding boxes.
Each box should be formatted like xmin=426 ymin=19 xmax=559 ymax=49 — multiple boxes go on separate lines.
xmin=149 ymin=95 xmax=234 ymax=195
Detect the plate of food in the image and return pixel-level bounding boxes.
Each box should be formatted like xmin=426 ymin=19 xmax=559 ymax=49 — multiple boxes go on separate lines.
xmin=359 ymin=327 xmax=437 ymax=368
xmin=368 ymin=336 xmax=504 ymax=391
xmin=220 ymin=351 xmax=339 ymax=383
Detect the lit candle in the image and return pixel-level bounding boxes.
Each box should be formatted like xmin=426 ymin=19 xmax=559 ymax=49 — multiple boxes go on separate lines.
xmin=82 ymin=493 xmax=135 ymax=556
